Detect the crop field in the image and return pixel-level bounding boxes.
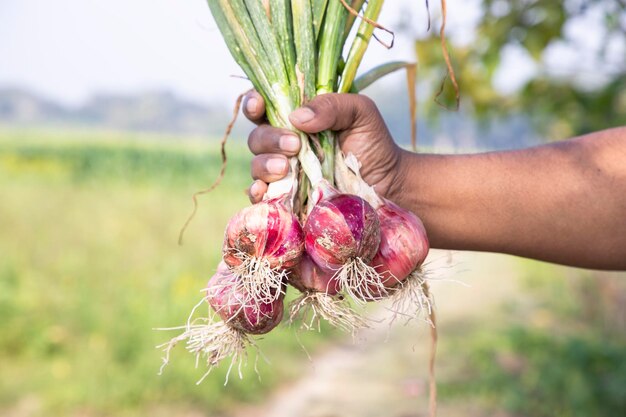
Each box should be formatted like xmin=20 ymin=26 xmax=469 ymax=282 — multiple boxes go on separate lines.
xmin=1 ymin=126 xmax=624 ymax=417
xmin=0 ymin=127 xmax=337 ymax=416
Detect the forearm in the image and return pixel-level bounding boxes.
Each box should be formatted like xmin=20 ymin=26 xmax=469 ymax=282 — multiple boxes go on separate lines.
xmin=391 ymin=127 xmax=626 ymax=270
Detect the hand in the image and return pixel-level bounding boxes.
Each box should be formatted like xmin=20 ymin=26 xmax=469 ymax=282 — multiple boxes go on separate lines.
xmin=244 ymin=92 xmax=406 ymax=203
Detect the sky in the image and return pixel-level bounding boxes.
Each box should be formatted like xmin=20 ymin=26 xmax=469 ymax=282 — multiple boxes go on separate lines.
xmin=0 ymin=1 xmax=620 ymax=108
xmin=0 ymin=0 xmax=481 ymax=107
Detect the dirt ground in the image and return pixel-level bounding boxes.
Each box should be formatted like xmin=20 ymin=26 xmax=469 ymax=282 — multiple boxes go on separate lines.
xmin=233 ymin=250 xmax=523 ymax=417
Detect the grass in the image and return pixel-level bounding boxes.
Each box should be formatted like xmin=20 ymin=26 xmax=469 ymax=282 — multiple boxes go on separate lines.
xmin=3 ymin=126 xmax=624 ymax=417
xmin=438 ymin=260 xmax=626 ymax=417
xmin=0 ymin=127 xmax=336 ymax=416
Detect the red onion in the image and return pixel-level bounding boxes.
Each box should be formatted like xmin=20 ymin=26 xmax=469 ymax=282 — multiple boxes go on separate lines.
xmin=371 ymin=200 xmax=430 ymax=287
xmin=222 ymin=196 xmax=304 ymax=304
xmin=305 ymin=193 xmax=379 ymax=268
xmin=207 ymin=262 xmax=284 ymax=335
xmin=287 ymin=254 xmax=367 ymax=333
xmin=365 ymin=202 xmax=432 ymax=323
xmin=289 ymin=253 xmax=340 ymax=296
xmin=157 ymin=262 xmax=285 ymax=382
xmin=304 ymin=192 xmax=385 ymax=302
xmin=224 ymin=196 xmax=304 ymax=270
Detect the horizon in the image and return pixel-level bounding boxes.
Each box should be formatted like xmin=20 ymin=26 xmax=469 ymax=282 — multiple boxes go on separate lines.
xmin=0 ymin=0 xmax=570 ymax=109
xmin=0 ymin=0 xmax=428 ymax=107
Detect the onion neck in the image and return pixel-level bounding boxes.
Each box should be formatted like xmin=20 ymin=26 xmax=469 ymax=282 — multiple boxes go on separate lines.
xmin=334 ymin=148 xmax=383 ymax=209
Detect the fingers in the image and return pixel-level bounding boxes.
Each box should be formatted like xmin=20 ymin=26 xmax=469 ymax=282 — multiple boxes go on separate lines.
xmin=248 ymin=153 xmax=290 ymax=204
xmin=248 ymin=125 xmax=301 ymax=156
xmin=242 ymin=90 xmax=267 ymax=124
xmin=289 ymin=93 xmax=378 ymax=134
xmin=245 ymin=92 xmax=301 ymax=204
xmin=248 ymin=179 xmax=267 ymax=203
xmin=247 ymin=93 xmax=381 ymax=204
xmin=251 ymin=154 xmax=290 ymax=183
xmin=245 ymin=91 xmax=379 ymax=132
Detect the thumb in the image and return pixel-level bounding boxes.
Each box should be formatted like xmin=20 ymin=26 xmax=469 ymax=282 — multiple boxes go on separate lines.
xmin=289 ymin=93 xmax=377 ymax=134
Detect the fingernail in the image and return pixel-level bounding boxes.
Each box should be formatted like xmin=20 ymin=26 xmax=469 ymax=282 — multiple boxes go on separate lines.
xmin=266 ymin=158 xmax=287 ymax=175
xmin=246 ymin=97 xmax=258 ymax=114
xmin=290 ymin=107 xmax=315 ymax=124
xmin=250 ymin=181 xmax=262 ymax=197
xmin=279 ymin=135 xmax=300 ymax=152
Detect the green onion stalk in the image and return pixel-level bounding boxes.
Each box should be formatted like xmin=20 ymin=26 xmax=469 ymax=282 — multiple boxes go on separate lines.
xmin=207 ymin=0 xmax=386 ymax=208
xmin=159 ymin=0 xmax=432 ymax=383
xmin=205 ymin=0 xmax=395 ymax=331
xmin=160 ymin=3 xmax=437 ymax=414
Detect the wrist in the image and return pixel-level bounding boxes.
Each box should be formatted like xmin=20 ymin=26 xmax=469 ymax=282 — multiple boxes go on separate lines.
xmin=384 ymin=149 xmax=414 ymax=205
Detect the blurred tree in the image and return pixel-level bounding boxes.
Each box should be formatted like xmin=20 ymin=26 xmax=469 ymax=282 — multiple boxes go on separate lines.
xmin=414 ymin=0 xmax=626 ymax=139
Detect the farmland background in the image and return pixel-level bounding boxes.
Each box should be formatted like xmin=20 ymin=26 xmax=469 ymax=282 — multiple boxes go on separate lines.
xmin=1 ymin=1 xmax=625 ymax=416
xmin=0 ymin=128 xmax=343 ymax=415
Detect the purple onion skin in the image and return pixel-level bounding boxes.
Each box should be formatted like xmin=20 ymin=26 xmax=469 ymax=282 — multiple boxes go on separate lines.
xmin=223 ymin=197 xmax=304 ymax=270
xmin=289 ymin=254 xmax=341 ymax=296
xmin=371 ymin=200 xmax=430 ymax=286
xmin=304 ymin=194 xmax=381 ymax=270
xmin=206 ymin=263 xmax=284 ymax=335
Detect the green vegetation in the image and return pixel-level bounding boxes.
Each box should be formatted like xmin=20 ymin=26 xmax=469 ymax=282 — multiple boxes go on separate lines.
xmin=440 ymin=262 xmax=626 ymax=417
xmin=0 ymin=127 xmax=335 ymax=416
xmin=2 ymin=127 xmax=624 ymax=416
xmin=416 ymin=0 xmax=626 ymax=138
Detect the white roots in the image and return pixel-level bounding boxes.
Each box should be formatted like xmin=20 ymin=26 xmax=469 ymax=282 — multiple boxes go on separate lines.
xmin=333 ymin=257 xmax=388 ymax=304
xmin=156 ymin=299 xmax=262 ymax=385
xmin=289 ymin=291 xmax=369 ymax=334
xmin=388 ymin=268 xmax=435 ymax=326
xmin=232 ymin=254 xmax=287 ymax=305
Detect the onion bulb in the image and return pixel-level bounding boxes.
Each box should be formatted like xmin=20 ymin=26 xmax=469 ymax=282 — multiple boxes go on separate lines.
xmin=304 ymin=192 xmax=386 ymax=302
xmin=372 ymin=199 xmax=429 ymax=287
xmin=207 ymin=262 xmax=285 ymax=335
xmin=223 ymin=196 xmax=304 ymax=304
xmin=288 ymin=254 xmax=367 ymax=333
xmin=157 ymin=262 xmax=284 ymax=383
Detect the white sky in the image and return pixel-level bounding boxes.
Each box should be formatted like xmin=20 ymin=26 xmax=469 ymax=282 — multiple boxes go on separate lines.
xmin=0 ymin=0 xmax=619 ymax=107
xmin=0 ymin=0 xmax=479 ymax=106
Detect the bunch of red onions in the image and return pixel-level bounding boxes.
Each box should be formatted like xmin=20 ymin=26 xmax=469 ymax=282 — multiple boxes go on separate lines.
xmin=158 ymin=0 xmax=435 ymax=382
xmin=158 ymin=194 xmax=302 ymax=382
xmin=159 ymin=156 xmax=431 ymax=379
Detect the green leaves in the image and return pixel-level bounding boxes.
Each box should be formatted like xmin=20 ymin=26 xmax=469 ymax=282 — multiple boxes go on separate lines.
xmin=316 ymin=0 xmax=349 ymax=94
xmin=311 ymin=0 xmax=329 ymax=39
xmin=205 ymin=1 xmax=419 ymax=185
xmin=271 ymin=0 xmax=297 ymax=87
xmin=292 ymin=0 xmax=317 ymax=101
xmin=415 ymin=0 xmax=625 ymax=137
xmin=338 ymin=0 xmax=386 ymax=93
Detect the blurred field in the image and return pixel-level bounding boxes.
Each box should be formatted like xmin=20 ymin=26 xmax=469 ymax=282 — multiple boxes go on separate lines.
xmin=1 ymin=127 xmax=624 ymax=417
xmin=241 ymin=252 xmax=626 ymax=417
xmin=0 ymin=127 xmax=336 ymax=416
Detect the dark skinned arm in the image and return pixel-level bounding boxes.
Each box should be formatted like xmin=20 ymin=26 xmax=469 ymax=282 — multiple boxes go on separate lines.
xmin=244 ymin=92 xmax=626 ymax=270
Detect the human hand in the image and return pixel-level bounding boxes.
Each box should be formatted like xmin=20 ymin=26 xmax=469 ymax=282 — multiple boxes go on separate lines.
xmin=244 ymin=92 xmax=405 ymax=203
